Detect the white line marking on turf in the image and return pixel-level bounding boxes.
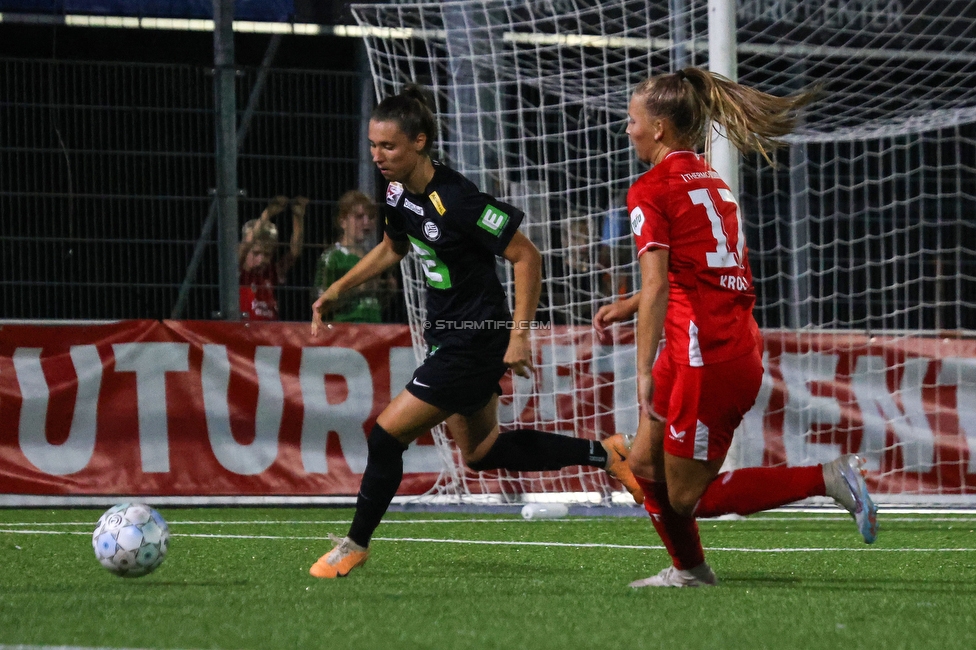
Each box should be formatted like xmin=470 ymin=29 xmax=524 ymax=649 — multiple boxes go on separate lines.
xmin=5 ymin=515 xmax=976 ymax=527
xmin=0 ymin=519 xmax=573 ymax=526
xmin=0 ymin=530 xmax=92 ymax=535
xmin=2 ymin=528 xmax=974 ymax=553
xmin=0 ymin=645 xmax=159 ymax=650
xmin=369 ymin=537 xmax=976 ymax=553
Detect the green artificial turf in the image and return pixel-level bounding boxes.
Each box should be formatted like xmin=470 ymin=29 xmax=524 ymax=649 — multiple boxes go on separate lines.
xmin=1 ymin=508 xmax=974 ymax=650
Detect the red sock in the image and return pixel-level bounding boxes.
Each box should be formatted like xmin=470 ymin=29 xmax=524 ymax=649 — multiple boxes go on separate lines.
xmin=694 ymin=465 xmax=826 ymax=518
xmin=634 ymin=476 xmax=705 ymax=570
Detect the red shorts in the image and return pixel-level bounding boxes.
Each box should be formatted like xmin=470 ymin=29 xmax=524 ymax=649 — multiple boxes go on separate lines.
xmin=651 ymin=347 xmax=763 ymax=461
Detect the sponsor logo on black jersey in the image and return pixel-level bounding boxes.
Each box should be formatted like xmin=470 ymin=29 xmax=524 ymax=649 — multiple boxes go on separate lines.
xmin=404 ymin=198 xmax=425 ymax=216
xmin=386 ymin=182 xmax=404 ymax=206
xmin=429 ymin=191 xmax=447 ymax=215
xmin=423 ymin=219 xmax=441 ymax=241
xmin=477 ymin=205 xmax=509 ymax=236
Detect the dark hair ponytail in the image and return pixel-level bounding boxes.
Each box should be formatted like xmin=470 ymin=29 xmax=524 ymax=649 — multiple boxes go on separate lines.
xmin=372 ymin=84 xmax=437 ymax=155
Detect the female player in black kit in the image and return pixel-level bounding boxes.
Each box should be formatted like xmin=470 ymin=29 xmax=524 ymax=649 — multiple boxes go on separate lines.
xmin=308 ymin=86 xmax=642 ymax=578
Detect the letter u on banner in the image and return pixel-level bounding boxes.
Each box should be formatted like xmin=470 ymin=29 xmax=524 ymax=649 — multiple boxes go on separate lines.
xmin=201 ymin=345 xmax=284 ymax=475
xmin=14 ymin=346 xmax=102 ymax=476
xmin=112 ymin=342 xmax=190 ymax=473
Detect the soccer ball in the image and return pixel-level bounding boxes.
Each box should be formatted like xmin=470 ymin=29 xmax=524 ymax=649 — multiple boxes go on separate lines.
xmin=92 ymin=503 xmax=169 ymax=577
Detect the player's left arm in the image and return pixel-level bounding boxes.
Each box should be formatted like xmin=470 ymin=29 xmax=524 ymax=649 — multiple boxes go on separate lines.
xmin=501 ymin=230 xmax=542 ymax=378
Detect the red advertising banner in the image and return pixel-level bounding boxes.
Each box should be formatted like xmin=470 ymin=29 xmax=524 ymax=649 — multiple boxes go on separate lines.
xmin=0 ymin=320 xmax=439 ymax=497
xmin=1 ymin=322 xmax=974 ymax=499
xmin=754 ymin=332 xmax=976 ymax=496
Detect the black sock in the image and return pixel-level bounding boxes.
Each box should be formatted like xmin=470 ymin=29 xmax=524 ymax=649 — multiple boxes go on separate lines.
xmin=467 ymin=429 xmax=608 ymax=472
xmin=347 ymin=423 xmax=407 ymax=548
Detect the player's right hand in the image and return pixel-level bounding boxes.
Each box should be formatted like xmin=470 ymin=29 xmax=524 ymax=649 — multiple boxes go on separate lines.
xmin=504 ymin=330 xmax=535 ymax=378
xmin=593 ymin=299 xmax=637 ymax=344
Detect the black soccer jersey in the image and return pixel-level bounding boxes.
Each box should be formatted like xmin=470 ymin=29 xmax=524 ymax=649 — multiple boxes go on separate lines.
xmin=383 ymin=162 xmax=525 ymax=350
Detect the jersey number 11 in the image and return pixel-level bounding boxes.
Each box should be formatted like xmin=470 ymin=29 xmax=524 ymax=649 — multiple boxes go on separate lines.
xmin=688 ymin=187 xmax=745 ymax=269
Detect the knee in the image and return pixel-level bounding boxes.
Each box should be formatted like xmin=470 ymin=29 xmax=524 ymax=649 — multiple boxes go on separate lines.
xmin=462 ymin=429 xmax=508 ymax=471
xmin=629 ymin=452 xmax=665 ymax=482
xmin=367 ymin=423 xmax=408 ymax=460
xmin=465 ymin=449 xmax=492 ymax=472
xmin=667 ymin=485 xmax=700 ymax=517
xmin=628 ymin=454 xmax=652 ymax=479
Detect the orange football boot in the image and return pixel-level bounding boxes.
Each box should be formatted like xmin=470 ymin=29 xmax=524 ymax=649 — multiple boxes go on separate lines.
xmin=602 ymin=433 xmax=644 ymax=504
xmin=309 ymin=534 xmax=370 ymax=579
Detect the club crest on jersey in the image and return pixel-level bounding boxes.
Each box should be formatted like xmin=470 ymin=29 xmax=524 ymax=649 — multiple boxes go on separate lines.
xmin=630 ymin=206 xmax=645 ymax=235
xmin=386 ymin=182 xmax=404 ymax=206
xmin=429 ymin=191 xmax=446 ymax=216
xmin=423 ymin=219 xmax=441 ymax=241
xmin=404 ymin=198 xmax=425 ymax=216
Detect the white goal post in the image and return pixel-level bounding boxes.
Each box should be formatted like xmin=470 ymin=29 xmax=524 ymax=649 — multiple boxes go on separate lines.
xmin=351 ymin=0 xmax=976 ymax=506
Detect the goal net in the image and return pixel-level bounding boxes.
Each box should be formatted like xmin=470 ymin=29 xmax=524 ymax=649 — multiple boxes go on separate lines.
xmin=351 ymin=0 xmax=976 ymax=506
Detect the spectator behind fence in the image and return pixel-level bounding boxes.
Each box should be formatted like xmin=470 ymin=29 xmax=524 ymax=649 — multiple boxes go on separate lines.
xmin=239 ymin=195 xmax=308 ymax=320
xmin=314 ymin=190 xmax=391 ymax=323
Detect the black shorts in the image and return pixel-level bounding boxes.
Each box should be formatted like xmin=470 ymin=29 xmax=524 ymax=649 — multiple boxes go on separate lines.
xmin=405 ymin=345 xmax=508 ymax=416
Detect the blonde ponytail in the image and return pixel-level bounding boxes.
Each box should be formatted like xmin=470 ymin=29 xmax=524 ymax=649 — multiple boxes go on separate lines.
xmin=635 ymin=67 xmax=816 ymax=165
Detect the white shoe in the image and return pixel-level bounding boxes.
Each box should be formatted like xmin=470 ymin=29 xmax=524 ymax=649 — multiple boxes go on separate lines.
xmin=823 ymin=454 xmax=879 ymax=544
xmin=629 ymin=563 xmax=717 ymax=588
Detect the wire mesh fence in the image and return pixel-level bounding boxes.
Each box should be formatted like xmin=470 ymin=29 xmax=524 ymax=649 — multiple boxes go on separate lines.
xmin=0 ymin=55 xmax=384 ymax=322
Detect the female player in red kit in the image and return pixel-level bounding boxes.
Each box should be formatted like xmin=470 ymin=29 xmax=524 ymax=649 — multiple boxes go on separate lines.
xmin=605 ymin=67 xmax=878 ymax=587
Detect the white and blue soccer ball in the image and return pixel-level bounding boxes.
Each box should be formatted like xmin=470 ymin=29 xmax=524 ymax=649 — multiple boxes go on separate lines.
xmin=92 ymin=503 xmax=169 ymax=577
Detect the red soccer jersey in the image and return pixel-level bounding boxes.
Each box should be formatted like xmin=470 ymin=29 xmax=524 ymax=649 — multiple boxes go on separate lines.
xmin=239 ymin=266 xmax=280 ymax=321
xmin=629 ymin=151 xmax=760 ymax=366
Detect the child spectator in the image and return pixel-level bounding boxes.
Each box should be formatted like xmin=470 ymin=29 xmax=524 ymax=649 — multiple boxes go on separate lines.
xmin=239 ymin=195 xmax=308 ymax=320
xmin=313 ymin=190 xmax=387 ymax=323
